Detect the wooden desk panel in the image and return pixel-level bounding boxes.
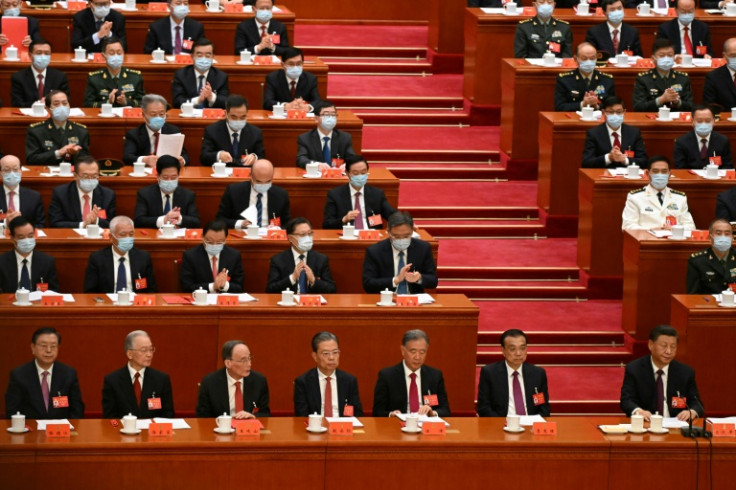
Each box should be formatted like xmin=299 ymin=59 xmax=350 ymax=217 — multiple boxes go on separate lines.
xmin=539 ymin=113 xmax=736 ymax=217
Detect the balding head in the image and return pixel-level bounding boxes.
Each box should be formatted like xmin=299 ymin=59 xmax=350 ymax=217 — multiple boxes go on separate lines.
xmin=0 ymin=155 xmax=21 ymax=172
xmin=251 ymin=159 xmax=274 ymax=185
xmin=676 ymin=0 xmax=695 ymax=12
xmin=724 ymin=38 xmax=736 ymax=58
xmin=576 ymin=42 xmax=597 ymax=61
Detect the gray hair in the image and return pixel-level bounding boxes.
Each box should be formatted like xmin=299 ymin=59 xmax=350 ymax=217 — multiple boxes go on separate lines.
xmin=141 ymin=94 xmax=167 ymax=111
xmin=709 ymin=218 xmax=732 ymax=235
xmin=109 ymin=215 xmax=134 ymax=235
xmin=222 ymin=340 xmax=246 ymax=361
xmin=311 ymin=331 xmax=339 ymax=352
xmin=387 ymin=211 xmax=414 ymax=231
xmin=125 ymin=330 xmax=149 ymax=350
xmin=402 ymin=329 xmax=429 ymax=346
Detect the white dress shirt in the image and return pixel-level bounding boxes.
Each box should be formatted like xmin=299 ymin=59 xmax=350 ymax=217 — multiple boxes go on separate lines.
xmin=226 ymin=370 xmax=243 ymax=415
xmin=4 ymin=184 xmax=20 ymax=212
xmin=253 ymin=19 xmax=271 ymax=54
xmin=169 ymin=16 xmax=186 ymax=51
xmin=633 ymin=360 xmax=670 ymax=417
xmin=188 ymin=68 xmax=217 ymax=106
xmin=318 ymin=368 xmax=339 ymax=416
xmin=35 ymin=359 xmax=53 ymax=394
xmin=402 ymin=360 xmax=422 ymax=413
xmin=15 ymin=250 xmax=33 ymax=287
xmin=678 ymin=21 xmax=693 ymax=55
xmin=31 ymin=66 xmax=47 ymax=92
xmin=605 ymin=124 xmax=630 ymax=165
xmin=112 ymin=248 xmax=132 ymax=292
xmin=76 ymin=185 xmax=97 ymax=228
xmin=505 ymin=362 xmax=528 ymax=416
xmin=127 ymin=363 xmax=146 ymax=389
xmin=289 ymin=248 xmax=307 ymax=288
xmin=156 ymin=190 xmax=182 ymax=228
xmin=349 ymin=185 xmax=368 ymax=229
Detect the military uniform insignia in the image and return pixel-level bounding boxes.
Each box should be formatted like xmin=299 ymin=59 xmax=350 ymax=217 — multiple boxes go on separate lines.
xmin=100 ymin=89 xmax=109 ymax=95
xmin=671 ymin=84 xmax=682 ymax=92
xmin=629 ymin=187 xmax=646 ymax=194
xmin=730 ymin=268 xmax=736 ymax=277
xmin=706 ymin=271 xmax=715 ymax=276
xmin=68 ymin=136 xmax=80 ymax=145
xmin=552 ymin=30 xmax=562 ymax=37
xmin=666 ymin=203 xmax=679 ymax=211
xmin=531 ymin=33 xmax=540 ymax=40
xmin=44 ymin=140 xmax=54 ymax=149
xmin=122 ymin=84 xmax=134 ymax=92
xmin=644 ymin=206 xmax=654 ymax=212
xmin=571 ymin=90 xmax=579 ymax=95
xmin=650 ymin=88 xmax=660 ymax=94
xmin=671 ymin=189 xmax=686 ymax=196
xmin=594 ymin=85 xmax=606 ymax=95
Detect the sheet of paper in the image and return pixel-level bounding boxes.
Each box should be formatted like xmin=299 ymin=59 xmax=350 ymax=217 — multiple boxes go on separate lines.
xmin=526 ymin=57 xmax=563 ymax=67
xmin=156 ymin=133 xmax=185 ymax=157
xmin=110 ymin=107 xmax=132 ymax=117
xmin=707 ymin=417 xmax=736 ymax=424
xmin=36 ymin=419 xmax=74 ymax=430
xmin=519 ymin=414 xmax=546 ymax=426
xmin=20 ymin=108 xmax=49 ymax=117
xmin=238 ymin=293 xmax=258 ymax=303
xmin=575 ymin=110 xmax=603 ymax=120
xmin=691 ymin=169 xmax=727 ymax=178
xmin=691 ymin=59 xmax=712 ymax=68
xmin=106 ymin=292 xmax=138 ymax=302
xmin=34 ymin=290 xmax=75 ymax=302
xmin=648 ymin=229 xmax=671 ymax=238
xmin=608 ymin=168 xmax=644 ymax=176
xmin=663 ymin=417 xmax=689 ymax=429
xmin=240 ymin=205 xmax=258 ymax=223
xmin=325 ymin=416 xmax=364 ymax=427
xmin=71 ymin=228 xmax=103 ymax=238
xmin=35 ymin=229 xmax=47 ymax=237
xmin=481 ymin=7 xmax=505 ymax=14
xmin=153 ymin=417 xmax=191 ymax=429
xmin=712 ymin=294 xmax=723 ymax=302
xmin=119 ymin=418 xmax=153 ymax=430
xmin=395 ymin=414 xmax=450 ymax=427
xmin=416 ymin=294 xmax=435 ymax=305
xmin=294 ymin=294 xmax=327 ymax=304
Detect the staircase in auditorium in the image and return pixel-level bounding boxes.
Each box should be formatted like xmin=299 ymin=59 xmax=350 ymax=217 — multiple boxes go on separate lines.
xmin=297 ymin=24 xmax=630 ymax=415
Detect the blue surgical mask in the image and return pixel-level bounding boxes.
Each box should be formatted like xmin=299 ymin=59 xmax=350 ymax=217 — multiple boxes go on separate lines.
xmin=650 ymin=173 xmax=669 ymax=190
xmin=115 ymin=236 xmax=135 ymax=253
xmin=713 ymin=236 xmax=733 ymax=253
xmin=606 ymin=113 xmax=624 ymax=129
xmin=578 ymin=59 xmax=596 ymax=74
xmin=320 ymin=115 xmax=337 ymax=131
xmin=78 ymin=178 xmax=99 ymax=193
xmin=256 ymin=8 xmax=273 ymax=22
xmin=286 ymin=65 xmax=302 ymax=80
xmin=607 ymin=9 xmax=624 ymax=24
xmin=159 ymin=178 xmax=178 ymax=194
xmin=350 ymin=174 xmax=368 ymax=188
xmin=694 ymin=122 xmax=713 ymax=137
xmin=3 ymin=7 xmax=20 ymax=16
xmin=16 ymin=237 xmax=36 ymax=255
xmin=536 ymin=3 xmax=554 ymax=18
xmin=194 ymin=57 xmax=212 ymax=72
xmin=51 ymin=105 xmax=70 ymax=122
xmin=32 ymin=54 xmax=51 ymax=71
xmin=728 ymin=57 xmax=736 ymax=71
xmin=656 ymin=56 xmax=674 ymax=71
xmin=392 ymin=237 xmax=411 ymax=252
xmin=2 ymin=171 xmax=21 ymax=188
xmin=147 ymin=116 xmax=166 ymax=131
xmin=253 ymin=182 xmax=271 ymax=194
xmin=297 ymin=235 xmax=313 ymax=252
xmin=205 ymin=243 xmax=224 ymax=256
xmin=172 ymin=4 xmax=189 ymax=19
xmin=93 ymin=5 xmax=110 ymax=19
xmin=228 ymin=119 xmax=246 ymax=132
xmin=106 ymin=54 xmax=124 ymax=70
xmin=678 ymin=13 xmax=694 ymax=25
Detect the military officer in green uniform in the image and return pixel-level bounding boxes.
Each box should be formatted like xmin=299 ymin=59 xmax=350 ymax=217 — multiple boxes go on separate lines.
xmin=83 ymin=36 xmax=144 ymax=108
xmin=686 ymin=218 xmax=736 ymax=294
xmin=25 ymin=90 xmax=90 ymax=166
xmin=554 ymin=42 xmax=616 ymax=111
xmin=514 ymin=0 xmax=573 ymax=59
xmin=633 ymin=38 xmax=694 ymax=113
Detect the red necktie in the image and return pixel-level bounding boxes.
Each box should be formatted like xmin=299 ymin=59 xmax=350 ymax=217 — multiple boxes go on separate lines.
xmin=324 ymin=376 xmax=333 ymax=417
xmin=409 ymin=372 xmax=419 ymax=413
xmin=37 ymin=74 xmax=44 ymax=100
xmin=153 ymin=131 xmax=160 ymax=154
xmin=683 ymin=27 xmax=693 ymax=56
xmin=8 ymin=190 xmax=16 ymax=211
xmin=211 ymin=255 xmax=218 ymax=280
xmin=700 ymin=138 xmax=708 ymax=161
xmin=260 ymin=25 xmax=267 ymax=38
xmin=234 ymin=380 xmax=244 ymax=413
xmin=656 ymin=369 xmax=664 ymax=416
xmin=290 ymin=80 xmax=296 ymax=99
xmin=612 ymin=131 xmax=621 ymax=149
xmin=353 ymin=191 xmax=364 ymax=229
xmin=612 ymin=29 xmax=619 ymax=54
xmin=174 ymin=25 xmax=182 ymax=55
xmin=133 ymin=372 xmax=142 ymax=406
xmin=512 ymin=371 xmax=527 ymax=415
xmin=41 ymin=371 xmax=50 ymax=411
xmin=82 ymin=194 xmax=91 ymax=221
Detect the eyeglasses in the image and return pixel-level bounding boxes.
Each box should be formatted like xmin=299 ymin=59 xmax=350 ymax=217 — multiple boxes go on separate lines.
xmin=319 ymin=112 xmax=337 ymax=117
xmin=284 ymin=62 xmax=303 ymax=68
xmin=203 ymin=240 xmax=226 ymax=246
xmin=35 ymin=343 xmax=58 ymax=351
xmin=129 ymin=347 xmax=156 ymax=354
xmin=318 ymin=350 xmax=340 ymax=359
xmin=77 ymin=173 xmax=99 ymax=179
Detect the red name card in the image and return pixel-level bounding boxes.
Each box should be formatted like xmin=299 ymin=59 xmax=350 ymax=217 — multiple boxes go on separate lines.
xmin=185 ymin=229 xmax=202 ymax=239
xmin=287 ymin=110 xmax=307 ymax=119
xmin=175 ymin=54 xmax=193 ymax=64
xmin=712 ymin=58 xmax=727 ymax=68
xmin=635 ymin=59 xmax=654 ymax=68
xmin=147 ymin=2 xmax=169 ymax=11
xmin=533 ymin=422 xmax=558 ymax=435
xmin=679 ymin=112 xmax=692 ymax=122
xmin=691 ymin=230 xmax=709 ymax=241
xmin=41 ymin=296 xmax=63 ymax=307
xmin=92 ymin=53 xmax=105 ymax=63
xmin=149 ymin=422 xmax=173 ymax=436
xmin=396 ymin=296 xmax=419 ymax=307
xmin=234 ymin=420 xmax=262 ymax=435
xmin=522 ymin=7 xmax=536 ymax=15
xmin=67 ymin=1 xmax=86 ymax=9
xmin=224 ymin=2 xmax=241 ymax=12
xmin=726 ymin=170 xmax=736 ymax=180
xmin=299 ymin=295 xmax=322 ymax=307
xmin=123 ymin=108 xmax=143 ymax=118
xmin=358 ymin=230 xmax=380 ymax=240
xmin=712 ymin=423 xmax=735 ymax=438
xmin=267 ymin=229 xmax=287 ymax=240
xmin=233 ymin=168 xmax=251 ymax=178
xmin=133 ymin=295 xmax=155 ymax=306
xmin=253 ymin=55 xmax=274 ymax=65
xmin=202 ymin=108 xmax=225 ymax=119
xmin=46 ymin=424 xmax=70 ymax=438
xmin=561 ymin=58 xmax=577 ymax=68
xmin=329 ymin=421 xmax=353 ymax=435
xmin=217 ymin=295 xmax=238 ymax=306
xmin=321 ymin=168 xmax=343 ymax=179
xmin=422 ymin=421 xmax=446 ymax=435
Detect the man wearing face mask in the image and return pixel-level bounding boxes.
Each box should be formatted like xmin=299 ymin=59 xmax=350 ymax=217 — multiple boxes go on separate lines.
xmin=25 ymin=90 xmax=89 ymax=166
xmin=582 ymin=96 xmax=648 ymax=168
xmin=234 ymin=0 xmax=289 ymax=56
xmin=180 ymin=219 xmax=244 ymax=293
xmin=0 ymin=216 xmax=58 ymax=293
xmin=200 ymin=94 xmax=264 ymax=166
xmin=172 ymin=38 xmax=228 ymax=109
xmin=633 ymin=38 xmax=694 ymax=112
xmin=262 ymin=47 xmax=321 ymax=111
xmin=48 ymin=156 xmax=116 ymax=228
xmin=296 ymin=100 xmax=356 ymax=169
xmin=554 ymin=42 xmax=615 ymax=112
xmin=0 ymin=155 xmax=45 ymax=228
xmin=216 ymin=159 xmax=290 ymax=229
xmin=514 ymin=0 xmax=572 ymax=59
xmin=674 ymin=105 xmax=732 ymax=169
xmin=10 ymin=39 xmax=69 ymax=108
xmin=133 ymin=155 xmax=200 ymax=228
xmin=71 ymin=0 xmax=127 ymax=53
xmin=702 ymin=38 xmax=736 ymax=114
xmin=266 ymin=217 xmax=336 ymax=294
xmin=0 ymin=0 xmax=41 ymax=49
xmin=84 ymin=37 xmax=144 ymax=108
xmin=123 ymin=93 xmax=189 ymax=167
xmin=622 ymin=155 xmax=695 ymax=230
xmin=362 ymin=211 xmax=437 ymax=294
xmin=322 ymin=155 xmax=396 ymax=230
xmin=686 ymin=219 xmax=736 ymax=294
xmin=144 ymin=0 xmax=204 ymax=54
xmin=585 ymin=0 xmax=642 ymax=58
xmin=656 ymin=0 xmax=712 ymax=59
xmin=83 ymin=215 xmax=157 ymax=293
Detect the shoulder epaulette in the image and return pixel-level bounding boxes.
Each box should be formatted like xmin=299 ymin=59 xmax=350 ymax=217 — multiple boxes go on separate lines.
xmin=519 ymin=18 xmax=533 ymax=24
xmin=88 ymin=70 xmax=103 ymax=76
xmin=671 ymin=189 xmax=686 ymax=196
xmin=629 ymin=187 xmax=646 ymax=194
xmin=637 ymin=71 xmax=650 ymax=77
xmin=71 ymin=121 xmax=87 ymax=129
xmin=126 ymin=68 xmax=142 ymax=75
xmin=599 ymin=71 xmax=613 ymax=78
xmin=690 ymin=250 xmax=707 ymax=258
xmin=29 ymin=121 xmax=44 ymax=127
xmin=674 ymin=70 xmax=689 ymax=77
xmin=556 ymin=19 xmax=569 ymax=24
xmin=558 ymin=71 xmax=574 ymax=77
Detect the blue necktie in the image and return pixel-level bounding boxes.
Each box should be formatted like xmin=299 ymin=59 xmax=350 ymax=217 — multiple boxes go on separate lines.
xmin=298 ymin=254 xmax=307 ymax=293
xmin=322 ymin=136 xmax=331 ymax=164
xmin=256 ymin=193 xmax=263 ymax=227
xmin=163 ymin=194 xmax=171 ymax=214
xmin=232 ymin=132 xmax=239 ymax=161
xmin=116 ymin=257 xmax=126 ymax=292
xmin=19 ymin=259 xmax=31 ymax=290
xmin=196 ymin=75 xmax=205 ymax=108
xmin=397 ymin=251 xmax=408 ymax=294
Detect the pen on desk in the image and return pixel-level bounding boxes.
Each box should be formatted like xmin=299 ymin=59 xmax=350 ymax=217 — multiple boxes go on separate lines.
xmin=140 ymin=230 xmax=148 ymax=236
xmin=703 ymin=296 xmax=710 ymax=302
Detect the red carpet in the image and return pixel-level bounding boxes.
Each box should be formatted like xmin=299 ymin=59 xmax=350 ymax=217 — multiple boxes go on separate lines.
xmin=399 ymin=181 xmax=536 ymax=207
xmin=328 ymin=74 xmax=463 ymax=98
xmin=363 ymin=126 xmax=499 ymax=151
xmin=474 ymin=300 xmax=623 ymax=332
xmin=439 ymin=239 xmax=578 ymax=268
xmin=295 ymin=25 xmax=428 ymax=47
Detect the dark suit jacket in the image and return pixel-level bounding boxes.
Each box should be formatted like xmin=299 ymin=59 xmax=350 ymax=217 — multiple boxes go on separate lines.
xmin=216 ymin=181 xmax=290 ymax=228
xmin=171 ymin=65 xmax=229 ymax=109
xmin=715 ymin=187 xmax=736 ymax=222
xmin=200 ymin=119 xmax=265 ymax=166
xmin=468 ymin=0 xmax=502 ymax=6
xmin=102 ymin=366 xmax=174 ymax=419
xmin=143 ymin=17 xmax=204 ymax=54
xmin=323 ymin=184 xmax=397 ymax=230
xmin=48 ymin=181 xmax=116 ymax=228
xmin=620 ymin=356 xmax=704 ymax=417
xmin=582 ymin=122 xmax=648 ymax=168
xmin=703 ymin=65 xmax=736 ymax=114
xmin=585 ymin=22 xmax=642 ymax=57
xmin=0 ymin=185 xmax=45 ymax=227
xmin=0 ymin=14 xmax=41 ymax=42
xmin=625 ymin=0 xmax=676 ymax=6
xmin=5 ymin=360 xmax=84 ymax=419
xmin=293 ymin=368 xmax=363 ymax=417
xmin=266 ymin=248 xmax=336 ymax=293
xmin=234 ymin=18 xmax=289 ymax=56
xmin=296 ymin=128 xmax=356 ymax=168
xmin=134 ymin=183 xmax=200 ymax=229
xmin=11 ymin=67 xmax=70 ymax=108
xmin=362 ymin=238 xmax=438 ymax=294
xmin=83 ymin=246 xmax=157 ymax=293
xmin=71 ymin=8 xmax=127 ymax=53
xmin=122 ymin=123 xmax=190 ymax=165
xmin=179 ymin=244 xmax=244 ymax=293
xmin=262 ymin=70 xmax=321 ymax=111
xmin=195 ymin=368 xmax=270 ymax=417
xmin=656 ymin=19 xmax=712 ymax=57
xmin=0 ymin=249 xmax=59 ymax=293
xmin=476 ymin=362 xmax=551 ymax=417
xmin=673 ymin=130 xmax=733 ymax=169
xmin=372 ymin=362 xmax=450 ymax=417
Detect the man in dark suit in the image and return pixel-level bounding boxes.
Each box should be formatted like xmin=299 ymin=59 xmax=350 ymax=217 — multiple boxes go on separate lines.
xmin=266 ymin=217 xmax=336 ymax=293
xmin=585 ymin=0 xmax=642 ymax=57
xmin=363 ymin=211 xmax=437 ymax=294
xmin=702 ymin=38 xmax=736 ymax=115
xmin=200 ymin=94 xmax=265 ymax=166
xmin=5 ymin=327 xmax=85 ymax=419
xmin=234 ymin=0 xmax=289 ymax=56
xmin=686 ymin=219 xmax=736 ymax=294
xmin=171 ymin=38 xmax=228 ymax=109
xmin=0 ymin=216 xmax=59 ymax=293
xmin=48 ymin=156 xmax=116 ymax=228
xmin=656 ymin=0 xmax=712 ymax=58
xmin=554 ymin=42 xmax=616 ymax=112
xmin=143 ymin=0 xmax=205 ymax=54
xmin=674 ymin=106 xmax=733 ymax=169
xmin=262 ymin=46 xmax=321 ymax=111
xmin=102 ymin=330 xmax=175 ymax=419
xmin=71 ymin=0 xmax=127 ymax=53
xmin=11 ymin=39 xmax=70 ymax=107
xmin=216 ymin=159 xmax=290 ymax=229
xmin=477 ymin=329 xmax=551 ymax=417
xmin=1 ymin=155 xmax=45 ymax=228
xmin=0 ymin=2 xmax=42 ymax=49
xmin=123 ymin=93 xmax=189 ymax=167
xmin=180 ymin=219 xmax=244 ymax=293
xmin=373 ymin=329 xmax=450 ymax=417
xmin=134 ymin=155 xmax=200 ymax=229
xmin=582 ymin=96 xmax=648 ymax=168
xmin=715 ymin=186 xmax=736 ymax=222
xmin=323 ymin=155 xmax=397 ymax=230
xmin=621 ymin=324 xmax=704 ymax=421
xmin=294 ymin=331 xmax=363 ymax=417
xmin=296 ymin=100 xmax=357 ymax=169
xmin=196 ymin=340 xmax=270 ymax=418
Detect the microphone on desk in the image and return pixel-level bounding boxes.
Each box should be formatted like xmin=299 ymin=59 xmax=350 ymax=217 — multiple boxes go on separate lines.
xmin=680 ymin=395 xmax=710 ymax=438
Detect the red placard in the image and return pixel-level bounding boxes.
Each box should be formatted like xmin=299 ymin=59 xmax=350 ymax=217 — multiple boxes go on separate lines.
xmin=422 ymin=421 xmax=446 ymax=435
xmin=725 ymin=170 xmax=735 ymax=180
xmin=224 ymin=3 xmax=241 ymax=12
xmin=710 ymin=156 xmax=723 ymax=167
xmin=175 ymin=54 xmax=193 ymax=64
xmin=396 ymin=296 xmax=419 ymax=307
xmin=67 ymin=1 xmax=87 ymax=9
xmin=134 ymin=295 xmax=155 ymax=306
xmin=267 ymin=229 xmax=287 ymax=240
xmin=299 ymin=295 xmax=322 ymax=307
xmin=329 ymin=421 xmax=353 ymax=435
xmin=729 ymin=283 xmax=736 ymax=292
xmin=679 ymin=112 xmax=692 ymax=122
xmin=321 ymin=168 xmax=342 ymax=179
xmin=147 ymin=397 xmax=162 ymax=410
xmin=52 ymin=396 xmax=69 ymax=408
xmin=41 ymin=296 xmax=63 ymax=307
xmin=233 ymin=168 xmax=251 ymax=178
xmin=343 ymin=405 xmax=354 ymax=417
xmin=635 ymin=59 xmax=655 ymax=68
xmin=358 ymin=230 xmax=380 ymax=240
xmin=36 ymin=282 xmax=49 ymax=292
xmin=202 ymin=109 xmax=225 ymax=119
xmin=711 ymin=423 xmax=735 ymax=438
xmin=123 ymin=108 xmax=143 ymax=118
xmin=533 ymin=422 xmax=558 ymax=435
xmin=287 ymin=109 xmax=307 ymax=119
xmin=92 ymin=53 xmax=105 ymax=63
xmin=712 ymin=58 xmax=727 ymax=68
xmin=423 ymin=394 xmax=439 ymax=406
xmin=561 ymin=58 xmax=577 ymax=68
xmin=217 ymin=295 xmax=238 ymax=306
xmin=149 ymin=422 xmax=173 ymax=436
xmin=1 ymin=17 xmax=29 ymax=59
xmin=147 ymin=2 xmax=169 ymax=11
xmin=234 ymin=420 xmax=261 ymax=435
xmin=46 ymin=424 xmax=70 ymax=437
xmin=522 ymin=7 xmax=536 ymax=15
xmin=185 ymin=229 xmax=202 ymax=239
xmin=253 ymin=55 xmax=274 ymax=65
xmin=691 ymin=230 xmax=709 ymax=241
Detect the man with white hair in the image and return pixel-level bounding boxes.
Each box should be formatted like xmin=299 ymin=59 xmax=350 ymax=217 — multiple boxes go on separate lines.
xmin=122 ymin=93 xmax=189 ymax=167
xmin=83 ymin=215 xmax=157 ymax=293
xmin=0 ymin=154 xmax=45 ymax=228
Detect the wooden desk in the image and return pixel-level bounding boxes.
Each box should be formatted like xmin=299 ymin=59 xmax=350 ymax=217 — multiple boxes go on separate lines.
xmin=23 ymin=4 xmax=295 ymax=54
xmin=0 ymin=294 xmax=479 ymax=417
xmin=0 ymin=108 xmax=358 ymax=169
xmin=0 ymin=229 xmax=437 ymax=294
xmin=578 ymin=169 xmax=731 ymax=279
xmin=539 ymin=112 xmax=736 ymax=218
